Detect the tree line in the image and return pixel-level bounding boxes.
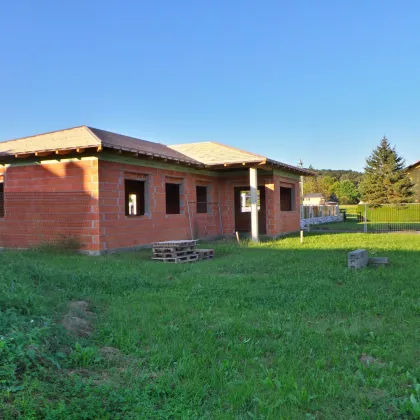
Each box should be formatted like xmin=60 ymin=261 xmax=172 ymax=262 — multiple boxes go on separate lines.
xmin=304 ymin=137 xmax=414 ymax=204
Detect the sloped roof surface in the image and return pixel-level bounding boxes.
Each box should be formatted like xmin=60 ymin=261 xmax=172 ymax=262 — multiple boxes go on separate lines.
xmin=87 ymin=127 xmax=199 ymax=164
xmin=170 ymin=141 xmax=313 ymax=175
xmin=0 ymin=126 xmax=199 ymax=164
xmin=407 ymin=160 xmax=420 ymax=170
xmin=0 ymin=126 xmax=313 ymax=175
xmin=0 ymin=126 xmax=100 ymax=155
xmin=169 ymin=141 xmax=265 ymax=165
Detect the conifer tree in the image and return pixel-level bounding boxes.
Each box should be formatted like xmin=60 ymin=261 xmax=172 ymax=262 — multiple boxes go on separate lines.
xmin=359 ymin=137 xmax=414 ymax=204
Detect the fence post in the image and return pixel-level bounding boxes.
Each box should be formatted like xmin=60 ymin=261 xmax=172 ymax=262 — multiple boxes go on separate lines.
xmin=364 ymin=203 xmax=368 ymax=233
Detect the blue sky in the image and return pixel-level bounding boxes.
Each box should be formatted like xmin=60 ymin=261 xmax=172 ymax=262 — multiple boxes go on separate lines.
xmin=1 ymin=0 xmax=419 ymax=171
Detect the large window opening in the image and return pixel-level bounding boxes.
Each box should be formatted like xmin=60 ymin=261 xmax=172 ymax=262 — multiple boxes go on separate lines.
xmin=240 ymin=189 xmax=261 ymax=213
xmin=125 ymin=179 xmax=145 ymax=216
xmin=196 ymin=186 xmax=208 ymax=214
xmin=280 ymin=186 xmax=294 ymax=211
xmin=166 ymin=183 xmax=181 ymax=214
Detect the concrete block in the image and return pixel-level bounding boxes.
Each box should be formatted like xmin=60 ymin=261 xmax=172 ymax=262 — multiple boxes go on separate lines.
xmin=348 ymin=249 xmax=369 ymax=269
xmin=368 ymin=257 xmax=389 ymax=267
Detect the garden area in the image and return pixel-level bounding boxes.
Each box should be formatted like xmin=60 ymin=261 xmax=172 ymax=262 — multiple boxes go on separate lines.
xmin=1 ymin=233 xmax=420 ymax=419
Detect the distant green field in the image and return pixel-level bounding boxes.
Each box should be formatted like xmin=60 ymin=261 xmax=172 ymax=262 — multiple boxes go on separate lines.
xmin=357 ymin=204 xmax=420 ymax=223
xmin=311 ymin=204 xmax=420 ymax=232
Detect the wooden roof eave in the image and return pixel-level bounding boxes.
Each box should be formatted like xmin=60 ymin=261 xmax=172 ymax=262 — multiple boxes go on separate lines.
xmin=204 ymin=160 xmax=264 ymax=170
xmin=265 ymin=158 xmax=315 ymax=176
xmin=7 ymin=145 xmax=101 ymax=160
xmin=101 ymin=145 xmax=203 ymax=168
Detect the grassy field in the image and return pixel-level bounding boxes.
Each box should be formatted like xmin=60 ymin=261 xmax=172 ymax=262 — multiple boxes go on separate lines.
xmin=1 ymin=233 xmax=420 ymax=419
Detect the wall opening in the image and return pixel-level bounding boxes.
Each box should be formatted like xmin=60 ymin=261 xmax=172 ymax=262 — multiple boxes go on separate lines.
xmin=280 ymin=186 xmax=295 ymax=211
xmin=166 ymin=183 xmax=180 ymax=214
xmin=125 ymin=179 xmax=145 ymax=216
xmin=196 ymin=186 xmax=208 ymax=214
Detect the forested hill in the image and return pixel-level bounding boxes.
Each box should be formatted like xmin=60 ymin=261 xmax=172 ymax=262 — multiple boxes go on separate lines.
xmin=303 ymin=168 xmax=363 ymax=203
xmin=309 ymin=168 xmax=363 ymax=183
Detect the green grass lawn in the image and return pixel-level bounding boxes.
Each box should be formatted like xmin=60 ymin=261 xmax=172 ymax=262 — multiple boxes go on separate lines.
xmin=2 ymin=233 xmax=420 ymax=419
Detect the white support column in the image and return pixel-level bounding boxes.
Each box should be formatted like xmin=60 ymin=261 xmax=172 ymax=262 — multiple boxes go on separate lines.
xmin=249 ymin=167 xmax=259 ymax=242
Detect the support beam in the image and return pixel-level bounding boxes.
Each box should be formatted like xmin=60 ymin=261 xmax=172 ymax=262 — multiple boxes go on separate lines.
xmin=35 ymin=151 xmax=53 ymax=157
xmin=249 ymin=167 xmax=259 ymax=242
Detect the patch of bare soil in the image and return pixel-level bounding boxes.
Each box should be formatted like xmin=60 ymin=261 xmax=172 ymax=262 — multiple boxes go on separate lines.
xmin=359 ymin=353 xmax=385 ymax=368
xmin=100 ymin=346 xmax=122 ymax=361
xmin=61 ymin=300 xmax=94 ymax=337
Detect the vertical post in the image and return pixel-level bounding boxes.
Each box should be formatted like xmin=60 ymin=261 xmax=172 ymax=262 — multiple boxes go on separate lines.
xmin=186 ymin=200 xmax=194 ymax=240
xmin=364 ymin=203 xmax=368 ymax=233
xmin=218 ymin=203 xmax=224 ymax=236
xmin=300 ymin=175 xmax=304 ymax=200
xmin=249 ymin=167 xmax=259 ymax=242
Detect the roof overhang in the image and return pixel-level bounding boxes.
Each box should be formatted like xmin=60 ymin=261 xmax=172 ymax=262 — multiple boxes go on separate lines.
xmin=406 ymin=160 xmax=420 ymax=171
xmin=0 ymin=145 xmax=101 ymax=161
xmin=204 ymin=158 xmax=315 ymax=176
xmin=101 ymin=143 xmax=202 ymax=166
xmin=0 ymin=144 xmax=205 ymax=168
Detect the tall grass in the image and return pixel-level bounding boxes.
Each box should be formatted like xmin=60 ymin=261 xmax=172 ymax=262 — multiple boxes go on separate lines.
xmin=1 ymin=233 xmax=420 ymax=418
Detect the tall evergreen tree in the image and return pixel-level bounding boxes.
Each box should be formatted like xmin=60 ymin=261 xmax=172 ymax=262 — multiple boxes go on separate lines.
xmin=359 ymin=137 xmax=414 ymax=204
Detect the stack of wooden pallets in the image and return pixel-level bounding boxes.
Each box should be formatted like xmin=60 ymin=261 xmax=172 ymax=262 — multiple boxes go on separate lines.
xmin=196 ymin=249 xmax=214 ymax=261
xmin=152 ymin=240 xmax=198 ymax=263
xmin=151 ymin=240 xmax=214 ymax=263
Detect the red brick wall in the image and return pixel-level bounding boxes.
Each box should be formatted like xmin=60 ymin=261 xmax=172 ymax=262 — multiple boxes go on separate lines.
xmin=278 ymin=175 xmax=301 ymax=233
xmin=98 ymin=162 xmax=301 ymax=250
xmin=0 ymin=157 xmax=301 ymax=253
xmin=0 ymin=159 xmax=101 ymax=252
xmin=98 ymin=160 xmax=222 ymax=251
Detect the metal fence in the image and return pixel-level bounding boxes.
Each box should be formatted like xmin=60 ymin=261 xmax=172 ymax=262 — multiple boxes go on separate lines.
xmin=360 ymin=203 xmax=420 ymax=233
xmin=329 ymin=203 xmax=420 ymax=233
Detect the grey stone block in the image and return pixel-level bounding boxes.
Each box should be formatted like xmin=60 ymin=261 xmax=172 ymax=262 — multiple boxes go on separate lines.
xmin=348 ymin=249 xmax=369 ymax=269
xmin=368 ymin=257 xmax=389 ymax=267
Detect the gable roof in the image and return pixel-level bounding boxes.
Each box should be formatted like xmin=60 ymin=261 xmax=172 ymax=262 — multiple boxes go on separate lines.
xmin=0 ymin=126 xmax=199 ymax=165
xmin=169 ymin=141 xmax=265 ymax=165
xmin=0 ymin=126 xmax=313 ymax=175
xmin=0 ymin=126 xmax=100 ymax=156
xmin=169 ymin=141 xmax=313 ymax=175
xmin=87 ymin=127 xmax=199 ymax=164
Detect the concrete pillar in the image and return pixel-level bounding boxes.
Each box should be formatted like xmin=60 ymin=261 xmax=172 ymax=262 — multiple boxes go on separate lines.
xmin=249 ymin=167 xmax=259 ymax=242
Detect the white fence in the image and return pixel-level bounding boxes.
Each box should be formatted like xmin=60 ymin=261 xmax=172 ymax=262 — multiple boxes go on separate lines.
xmin=300 ymin=205 xmax=343 ymax=229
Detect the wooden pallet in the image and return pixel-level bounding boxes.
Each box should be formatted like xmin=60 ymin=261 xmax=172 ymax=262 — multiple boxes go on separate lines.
xmin=152 ymin=240 xmax=197 ymax=248
xmin=153 ymin=250 xmax=196 ymax=258
xmin=153 ymin=245 xmax=196 ymax=253
xmin=152 ymin=253 xmax=199 ymax=263
xmin=196 ymin=249 xmax=214 ymax=260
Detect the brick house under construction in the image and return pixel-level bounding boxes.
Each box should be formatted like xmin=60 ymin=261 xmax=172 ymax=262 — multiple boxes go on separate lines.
xmin=0 ymin=126 xmax=312 ymax=254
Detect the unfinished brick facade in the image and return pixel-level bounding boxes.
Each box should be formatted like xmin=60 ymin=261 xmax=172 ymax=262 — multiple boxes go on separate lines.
xmin=0 ymin=126 xmax=311 ymax=254
xmin=0 ymin=155 xmax=301 ymax=254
